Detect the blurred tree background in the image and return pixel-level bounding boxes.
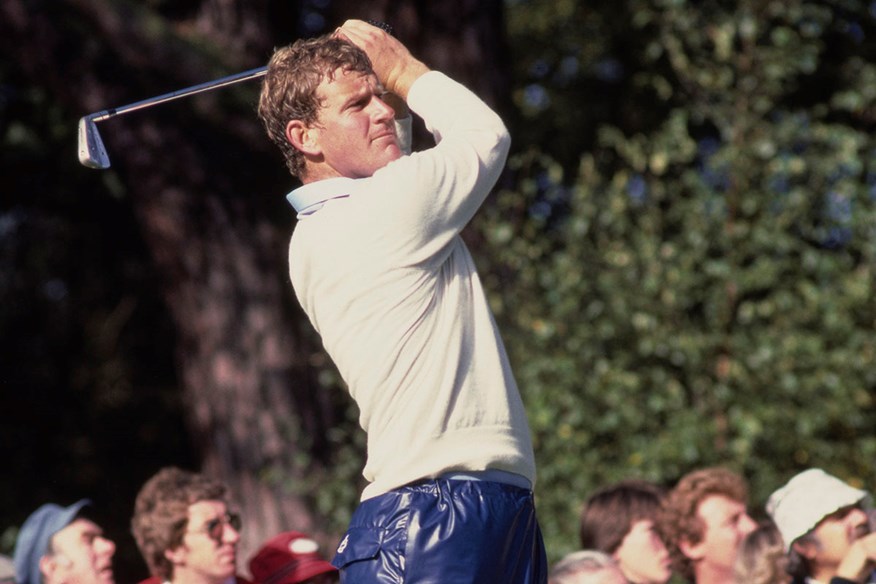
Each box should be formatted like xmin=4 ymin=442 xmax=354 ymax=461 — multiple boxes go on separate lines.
xmin=2 ymin=0 xmax=875 ymax=580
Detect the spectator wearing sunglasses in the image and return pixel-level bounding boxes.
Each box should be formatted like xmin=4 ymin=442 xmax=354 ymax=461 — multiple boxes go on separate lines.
xmin=131 ymin=467 xmax=251 ymax=584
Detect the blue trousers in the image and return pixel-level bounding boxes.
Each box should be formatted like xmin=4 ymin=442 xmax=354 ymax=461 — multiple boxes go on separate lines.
xmin=331 ymin=478 xmax=547 ymax=583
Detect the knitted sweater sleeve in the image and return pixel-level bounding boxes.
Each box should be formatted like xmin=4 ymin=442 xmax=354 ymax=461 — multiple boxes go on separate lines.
xmin=362 ymin=70 xmax=511 ymax=264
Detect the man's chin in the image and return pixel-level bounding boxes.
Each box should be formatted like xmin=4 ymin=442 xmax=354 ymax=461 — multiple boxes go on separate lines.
xmin=384 ymin=144 xmax=403 ymax=162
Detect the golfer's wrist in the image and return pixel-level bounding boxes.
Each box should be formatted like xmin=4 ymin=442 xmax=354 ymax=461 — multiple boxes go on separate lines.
xmin=387 ymin=61 xmax=430 ymax=100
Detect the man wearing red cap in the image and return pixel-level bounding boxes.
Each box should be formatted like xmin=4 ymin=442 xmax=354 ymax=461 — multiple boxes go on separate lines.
xmin=249 ymin=532 xmax=337 ymax=584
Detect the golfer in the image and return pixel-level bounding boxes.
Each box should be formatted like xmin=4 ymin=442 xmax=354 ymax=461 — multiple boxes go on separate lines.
xmin=258 ymin=19 xmax=546 ymax=583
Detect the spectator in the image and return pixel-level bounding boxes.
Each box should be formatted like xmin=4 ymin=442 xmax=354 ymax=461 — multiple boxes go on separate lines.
xmin=733 ymin=521 xmax=790 ymax=584
xmin=12 ymin=499 xmax=115 ymax=584
xmin=131 ymin=467 xmax=251 ymax=584
xmin=661 ymin=467 xmax=757 ymax=584
xmin=767 ymin=468 xmax=874 ymax=584
xmin=579 ymin=480 xmax=672 ymax=583
xmin=0 ymin=555 xmax=13 ymax=584
xmin=249 ymin=531 xmax=337 ymax=584
xmin=549 ymin=550 xmax=627 ymax=584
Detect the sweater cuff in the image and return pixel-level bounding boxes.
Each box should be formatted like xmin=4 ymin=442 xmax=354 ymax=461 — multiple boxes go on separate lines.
xmin=830 ymin=577 xmax=860 ymax=584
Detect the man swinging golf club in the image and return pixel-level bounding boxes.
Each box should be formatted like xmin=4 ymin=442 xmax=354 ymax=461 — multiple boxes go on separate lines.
xmin=257 ymin=19 xmax=546 ymax=584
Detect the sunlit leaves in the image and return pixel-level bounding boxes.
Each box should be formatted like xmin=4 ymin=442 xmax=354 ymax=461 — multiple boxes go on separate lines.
xmin=495 ymin=0 xmax=876 ymax=564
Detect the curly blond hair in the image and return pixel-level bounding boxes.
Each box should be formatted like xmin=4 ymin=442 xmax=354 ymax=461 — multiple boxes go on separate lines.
xmin=130 ymin=467 xmax=228 ymax=581
xmin=660 ymin=467 xmax=748 ymax=581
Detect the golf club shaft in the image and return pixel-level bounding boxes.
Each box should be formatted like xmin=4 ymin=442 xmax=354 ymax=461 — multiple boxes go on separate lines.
xmin=79 ymin=20 xmax=392 ymax=168
xmin=90 ymin=66 xmax=266 ymax=122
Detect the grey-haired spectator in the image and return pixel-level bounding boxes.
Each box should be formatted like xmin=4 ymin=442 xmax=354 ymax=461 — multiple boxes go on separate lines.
xmin=0 ymin=554 xmax=15 ymax=584
xmin=12 ymin=499 xmax=115 ymax=584
xmin=549 ymin=550 xmax=627 ymax=584
xmin=732 ymin=521 xmax=790 ymax=584
xmin=767 ymin=468 xmax=874 ymax=584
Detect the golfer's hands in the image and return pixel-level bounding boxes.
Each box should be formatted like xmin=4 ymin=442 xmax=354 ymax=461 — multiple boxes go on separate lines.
xmin=336 ymin=19 xmax=429 ymax=100
xmin=835 ymin=532 xmax=876 ymax=582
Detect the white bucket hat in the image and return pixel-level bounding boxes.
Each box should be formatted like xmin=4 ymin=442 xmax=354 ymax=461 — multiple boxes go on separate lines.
xmin=766 ymin=468 xmax=870 ymax=551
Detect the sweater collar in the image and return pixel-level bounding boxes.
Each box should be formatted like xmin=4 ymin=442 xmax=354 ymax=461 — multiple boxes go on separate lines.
xmin=286 ymin=177 xmax=357 ymax=214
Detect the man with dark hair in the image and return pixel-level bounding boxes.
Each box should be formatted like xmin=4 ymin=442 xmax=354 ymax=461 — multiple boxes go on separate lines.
xmin=767 ymin=468 xmax=876 ymax=584
xmin=660 ymin=467 xmax=757 ymax=584
xmin=258 ymin=19 xmax=545 ymax=583
xmin=13 ymin=499 xmax=115 ymax=584
xmin=131 ymin=467 xmax=250 ymax=584
xmin=580 ymin=480 xmax=672 ymax=583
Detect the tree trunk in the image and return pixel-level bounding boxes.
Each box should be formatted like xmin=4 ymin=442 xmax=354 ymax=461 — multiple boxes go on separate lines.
xmin=0 ymin=0 xmax=334 ymax=568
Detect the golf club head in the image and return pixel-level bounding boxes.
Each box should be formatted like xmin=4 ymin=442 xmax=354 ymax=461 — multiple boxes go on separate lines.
xmin=78 ymin=115 xmax=110 ymax=169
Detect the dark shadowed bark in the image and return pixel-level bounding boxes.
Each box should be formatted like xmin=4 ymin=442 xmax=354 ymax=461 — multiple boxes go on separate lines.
xmin=0 ymin=0 xmax=333 ymax=566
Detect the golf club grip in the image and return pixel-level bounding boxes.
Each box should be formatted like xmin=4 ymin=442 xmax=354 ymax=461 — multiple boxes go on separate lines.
xmin=366 ymin=20 xmax=394 ymax=36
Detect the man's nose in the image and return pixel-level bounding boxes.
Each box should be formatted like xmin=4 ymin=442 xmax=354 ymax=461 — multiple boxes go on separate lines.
xmin=223 ymin=521 xmax=241 ymax=544
xmin=97 ymin=536 xmax=116 ymax=556
xmin=372 ymin=96 xmax=395 ymax=120
xmin=845 ymin=507 xmax=869 ymax=529
xmin=739 ymin=512 xmax=757 ymax=536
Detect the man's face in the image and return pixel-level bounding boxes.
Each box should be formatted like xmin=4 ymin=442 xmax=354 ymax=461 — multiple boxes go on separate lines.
xmin=43 ymin=518 xmax=115 ymax=584
xmin=167 ymin=500 xmax=240 ymax=583
xmin=613 ymin=519 xmax=672 ymax=584
xmin=802 ymin=505 xmax=870 ymax=568
xmin=685 ymin=495 xmax=757 ymax=577
xmin=308 ymin=68 xmax=402 ymax=179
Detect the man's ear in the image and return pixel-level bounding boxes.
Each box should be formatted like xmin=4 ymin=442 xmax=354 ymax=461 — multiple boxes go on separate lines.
xmin=792 ymin=539 xmax=818 ymax=560
xmin=40 ymin=555 xmax=61 ymax=581
xmin=285 ymin=120 xmax=320 ymax=156
xmin=165 ymin=544 xmax=187 ymax=567
xmin=678 ymin=538 xmax=706 ymax=562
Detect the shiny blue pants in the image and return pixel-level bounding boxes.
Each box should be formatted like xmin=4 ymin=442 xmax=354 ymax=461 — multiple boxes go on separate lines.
xmin=331 ymin=478 xmax=547 ymax=583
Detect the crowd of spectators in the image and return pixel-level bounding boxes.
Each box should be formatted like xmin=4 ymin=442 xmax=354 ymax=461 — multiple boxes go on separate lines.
xmin=6 ymin=464 xmax=874 ymax=584
xmin=549 ymin=466 xmax=876 ymax=584
xmin=8 ymin=467 xmax=338 ymax=584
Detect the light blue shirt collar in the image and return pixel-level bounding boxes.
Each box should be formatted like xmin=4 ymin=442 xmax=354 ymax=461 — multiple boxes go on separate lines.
xmin=286 ymin=177 xmax=358 ymax=214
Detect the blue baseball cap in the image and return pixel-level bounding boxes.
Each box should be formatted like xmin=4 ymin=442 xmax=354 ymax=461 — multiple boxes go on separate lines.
xmin=13 ymin=499 xmax=91 ymax=584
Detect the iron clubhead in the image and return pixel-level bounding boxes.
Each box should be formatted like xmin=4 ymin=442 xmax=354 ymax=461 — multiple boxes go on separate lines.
xmin=78 ymin=115 xmax=110 ymax=169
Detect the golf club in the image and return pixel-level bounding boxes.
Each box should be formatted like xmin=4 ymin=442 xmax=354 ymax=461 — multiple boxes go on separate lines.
xmin=78 ymin=66 xmax=266 ymax=169
xmin=78 ymin=20 xmax=394 ymax=170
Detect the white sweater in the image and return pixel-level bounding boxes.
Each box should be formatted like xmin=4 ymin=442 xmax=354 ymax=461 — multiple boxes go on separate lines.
xmin=287 ymin=71 xmax=536 ymax=500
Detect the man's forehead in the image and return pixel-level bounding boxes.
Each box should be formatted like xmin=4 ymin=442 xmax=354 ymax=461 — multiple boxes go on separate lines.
xmin=187 ymin=499 xmax=228 ymax=519
xmin=698 ymin=494 xmax=745 ymax=519
xmin=317 ymin=69 xmax=380 ymax=97
xmin=56 ymin=517 xmax=102 ymax=539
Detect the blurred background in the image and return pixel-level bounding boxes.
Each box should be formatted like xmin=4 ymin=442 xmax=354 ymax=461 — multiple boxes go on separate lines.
xmin=2 ymin=0 xmax=875 ymax=581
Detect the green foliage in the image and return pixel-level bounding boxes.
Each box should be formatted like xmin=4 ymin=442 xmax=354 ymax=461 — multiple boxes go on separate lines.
xmin=493 ymin=0 xmax=876 ymax=564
